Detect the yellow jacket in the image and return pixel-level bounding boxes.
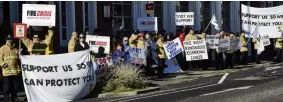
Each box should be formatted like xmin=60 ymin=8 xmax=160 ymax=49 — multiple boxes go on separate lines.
xmin=129 ymin=34 xmax=138 ymax=48
xmin=185 ymin=33 xmax=198 ymax=40
xmin=252 ymin=38 xmax=262 ymax=50
xmin=137 ymin=39 xmax=145 ymax=49
xmin=22 ymin=29 xmax=54 ymax=55
xmin=240 ymin=33 xmax=248 ymax=52
xmin=68 ymin=38 xmax=78 ymax=53
xmin=156 ymin=38 xmax=166 ymax=59
xmin=276 ymin=38 xmax=283 ymax=49
xmin=0 ymin=44 xmax=21 ymax=76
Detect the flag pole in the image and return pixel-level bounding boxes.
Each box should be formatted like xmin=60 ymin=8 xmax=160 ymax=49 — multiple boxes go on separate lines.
xmin=204 ymin=14 xmax=214 ymax=31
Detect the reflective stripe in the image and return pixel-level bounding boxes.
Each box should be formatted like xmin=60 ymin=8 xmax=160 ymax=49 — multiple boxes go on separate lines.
xmin=69 ymin=46 xmax=75 ymax=48
xmin=32 ymin=49 xmax=46 ymax=51
xmin=3 ymin=56 xmax=17 ymax=59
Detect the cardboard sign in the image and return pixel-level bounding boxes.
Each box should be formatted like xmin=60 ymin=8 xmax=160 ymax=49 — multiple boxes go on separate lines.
xmin=22 ymin=4 xmax=56 ymax=26
xmin=230 ymin=38 xmax=240 ymax=51
xmin=219 ymin=38 xmax=230 ymax=52
xmin=184 ymin=40 xmax=208 ymax=61
xmin=94 ymin=56 xmax=113 ymax=74
xmin=129 ymin=48 xmax=146 ymax=65
xmin=86 ymin=35 xmax=110 ymax=54
xmin=206 ymin=35 xmax=219 ymax=49
xmin=13 ymin=23 xmax=27 ymax=38
xmin=137 ymin=17 xmax=158 ymax=31
xmin=175 ymin=12 xmax=194 ymax=26
xmin=164 ymin=58 xmax=182 ymax=73
xmin=163 ymin=38 xmax=184 ymax=59
xmin=20 ymin=50 xmax=96 ymax=102
xmin=261 ymin=35 xmax=270 ymax=46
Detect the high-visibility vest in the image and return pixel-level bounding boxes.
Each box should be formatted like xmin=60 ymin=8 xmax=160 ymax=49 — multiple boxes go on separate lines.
xmin=129 ymin=34 xmax=138 ymax=48
xmin=240 ymin=33 xmax=248 ymax=52
xmin=157 ymin=38 xmax=166 ymax=59
xmin=185 ymin=33 xmax=198 ymax=40
xmin=276 ymin=38 xmax=283 ymax=49
xmin=68 ymin=38 xmax=77 ymax=53
xmin=0 ymin=45 xmax=21 ymax=76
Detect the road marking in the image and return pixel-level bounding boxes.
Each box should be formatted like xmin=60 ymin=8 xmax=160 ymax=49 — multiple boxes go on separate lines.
xmin=265 ymin=66 xmax=282 ymax=71
xmin=106 ymin=84 xmax=219 ymax=102
xmin=218 ymin=73 xmax=229 ymax=84
xmin=200 ymin=85 xmax=253 ymax=96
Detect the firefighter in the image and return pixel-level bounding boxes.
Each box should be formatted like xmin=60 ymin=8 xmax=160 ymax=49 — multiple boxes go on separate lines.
xmin=156 ymin=34 xmax=166 ymax=79
xmin=215 ymin=32 xmax=224 ymax=70
xmin=137 ymin=33 xmax=147 ymax=50
xmin=224 ymin=32 xmax=234 ymax=69
xmin=21 ymin=26 xmax=54 ymax=55
xmin=68 ymin=32 xmax=78 ymax=53
xmin=200 ymin=30 xmax=208 ymax=70
xmin=252 ymin=37 xmax=262 ymax=64
xmin=184 ymin=29 xmax=202 ymax=71
xmin=240 ymin=32 xmax=248 ymax=65
xmin=0 ymin=35 xmax=21 ymax=102
xmin=275 ymin=37 xmax=283 ymax=63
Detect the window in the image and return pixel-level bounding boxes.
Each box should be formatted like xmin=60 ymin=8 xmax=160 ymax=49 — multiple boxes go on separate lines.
xmin=154 ymin=1 xmax=162 ymax=29
xmin=176 ymin=1 xmax=188 ymax=12
xmin=201 ymin=1 xmax=211 ymax=31
xmin=61 ymin=1 xmax=67 ymax=40
xmin=112 ymin=1 xmax=132 ymax=31
xmin=222 ymin=1 xmax=230 ymax=31
xmin=75 ymin=1 xmax=83 ymax=33
xmin=83 ymin=1 xmax=89 ymax=31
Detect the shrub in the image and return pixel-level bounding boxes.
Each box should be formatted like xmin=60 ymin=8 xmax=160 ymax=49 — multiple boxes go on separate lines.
xmin=102 ymin=64 xmax=146 ymax=93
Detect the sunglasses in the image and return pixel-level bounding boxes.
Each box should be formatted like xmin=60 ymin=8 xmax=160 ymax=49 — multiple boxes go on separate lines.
xmin=33 ymin=37 xmax=39 ymax=38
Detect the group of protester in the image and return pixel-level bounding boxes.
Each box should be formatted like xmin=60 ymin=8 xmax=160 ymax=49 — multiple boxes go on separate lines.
xmin=1 ymin=24 xmax=283 ymax=102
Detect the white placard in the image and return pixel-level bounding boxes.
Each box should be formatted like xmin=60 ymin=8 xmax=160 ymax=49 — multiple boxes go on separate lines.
xmin=261 ymin=34 xmax=271 ymax=46
xmin=129 ymin=48 xmax=147 ymax=65
xmin=86 ymin=35 xmax=110 ymax=54
xmin=206 ymin=35 xmax=219 ymax=49
xmin=241 ymin=4 xmax=283 ymax=38
xmin=175 ymin=12 xmax=194 ymax=26
xmin=93 ymin=56 xmax=113 ymax=73
xmin=137 ymin=17 xmax=158 ymax=31
xmin=20 ymin=50 xmax=96 ymax=102
xmin=22 ymin=4 xmax=56 ymax=26
xmin=163 ymin=38 xmax=184 ymax=59
xmin=230 ymin=38 xmax=240 ymax=51
xmin=184 ymin=40 xmax=208 ymax=61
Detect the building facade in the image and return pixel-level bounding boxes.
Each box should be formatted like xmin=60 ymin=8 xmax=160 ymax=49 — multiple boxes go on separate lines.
xmin=0 ymin=1 xmax=280 ymax=53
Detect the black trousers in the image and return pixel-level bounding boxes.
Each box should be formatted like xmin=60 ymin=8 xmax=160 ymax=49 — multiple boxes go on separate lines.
xmin=158 ymin=58 xmax=166 ymax=77
xmin=215 ymin=52 xmax=224 ymax=70
xmin=276 ymin=48 xmax=282 ymax=63
xmin=240 ymin=51 xmax=248 ymax=65
xmin=253 ymin=49 xmax=261 ymax=63
xmin=176 ymin=53 xmax=186 ymax=70
xmin=225 ymin=53 xmax=234 ymax=69
xmin=3 ymin=76 xmax=20 ymax=102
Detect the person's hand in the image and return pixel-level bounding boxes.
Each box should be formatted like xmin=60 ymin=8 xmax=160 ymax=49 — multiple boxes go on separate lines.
xmin=48 ymin=25 xmax=52 ymax=29
xmin=26 ymin=24 xmax=30 ymax=29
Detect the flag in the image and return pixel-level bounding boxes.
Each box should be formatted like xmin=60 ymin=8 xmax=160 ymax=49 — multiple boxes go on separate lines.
xmin=257 ymin=39 xmax=265 ymax=55
xmin=211 ymin=14 xmax=220 ymax=30
xmin=252 ymin=25 xmax=259 ymax=39
xmin=119 ymin=18 xmax=124 ymax=30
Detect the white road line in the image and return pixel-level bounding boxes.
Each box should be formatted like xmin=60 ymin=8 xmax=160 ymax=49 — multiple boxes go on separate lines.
xmin=106 ymin=84 xmax=219 ymax=102
xmin=265 ymin=66 xmax=282 ymax=71
xmin=200 ymin=85 xmax=252 ymax=96
xmin=218 ymin=73 xmax=229 ymax=84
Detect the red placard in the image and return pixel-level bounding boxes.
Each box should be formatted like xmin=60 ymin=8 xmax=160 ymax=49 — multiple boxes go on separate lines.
xmin=13 ymin=23 xmax=27 ymax=38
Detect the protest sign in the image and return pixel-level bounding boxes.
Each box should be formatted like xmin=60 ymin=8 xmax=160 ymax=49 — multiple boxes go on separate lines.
xmin=184 ymin=40 xmax=208 ymax=61
xmin=86 ymin=35 xmax=110 ymax=54
xmin=22 ymin=4 xmax=56 ymax=26
xmin=164 ymin=58 xmax=182 ymax=73
xmin=137 ymin=17 xmax=158 ymax=31
xmin=261 ymin=35 xmax=271 ymax=46
xmin=163 ymin=38 xmax=184 ymax=59
xmin=20 ymin=50 xmax=96 ymax=102
xmin=13 ymin=23 xmax=27 ymax=38
xmin=151 ymin=42 xmax=158 ymax=64
xmin=206 ymin=35 xmax=219 ymax=49
xmin=93 ymin=56 xmax=113 ymax=73
xmin=230 ymin=38 xmax=240 ymax=51
xmin=129 ymin=48 xmax=146 ymax=65
xmin=241 ymin=4 xmax=283 ymax=38
xmin=218 ymin=38 xmax=230 ymax=52
xmin=175 ymin=12 xmax=194 ymax=26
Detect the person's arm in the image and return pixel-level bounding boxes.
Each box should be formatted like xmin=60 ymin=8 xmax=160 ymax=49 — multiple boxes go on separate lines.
xmin=0 ymin=47 xmax=7 ymax=68
xmin=21 ymin=38 xmax=30 ymax=48
xmin=43 ymin=28 xmax=54 ymax=46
